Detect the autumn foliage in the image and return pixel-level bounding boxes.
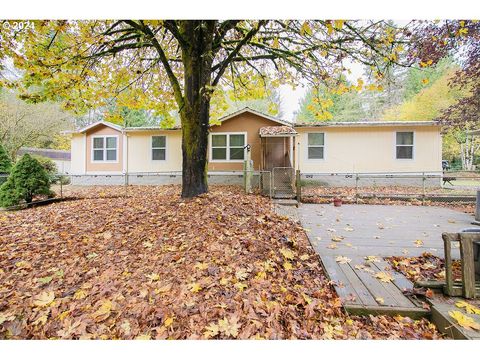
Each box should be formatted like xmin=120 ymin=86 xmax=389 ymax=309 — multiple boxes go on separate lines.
xmin=0 ymin=186 xmax=441 ymax=339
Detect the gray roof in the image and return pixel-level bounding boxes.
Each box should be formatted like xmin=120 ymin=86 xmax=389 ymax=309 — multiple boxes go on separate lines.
xmin=18 ymin=147 xmax=71 ymax=161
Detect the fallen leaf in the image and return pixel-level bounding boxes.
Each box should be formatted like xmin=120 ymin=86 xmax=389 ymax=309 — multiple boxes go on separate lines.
xmin=375 ymin=297 xmax=385 ymax=305
xmin=335 ymin=256 xmax=351 ymax=264
xmin=456 ymin=301 xmax=480 ymax=315
xmin=92 ymin=300 xmax=112 ymax=322
xmin=146 ymin=273 xmax=160 ymax=281
xmin=414 ymin=239 xmax=423 ymax=247
xmin=188 ymin=282 xmax=202 ymax=293
xmin=33 ymin=291 xmax=55 ymax=307
xmin=375 ymin=272 xmax=394 ymax=283
xmin=449 ymin=310 xmax=480 ymax=330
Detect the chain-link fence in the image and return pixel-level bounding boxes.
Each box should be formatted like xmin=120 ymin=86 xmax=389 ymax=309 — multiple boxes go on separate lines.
xmin=0 ymin=170 xmax=277 ymax=210
xmin=300 ymin=171 xmax=480 ymax=204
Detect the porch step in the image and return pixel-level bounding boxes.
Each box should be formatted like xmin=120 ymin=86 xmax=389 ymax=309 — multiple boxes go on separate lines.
xmin=273 ymin=199 xmax=298 ymax=206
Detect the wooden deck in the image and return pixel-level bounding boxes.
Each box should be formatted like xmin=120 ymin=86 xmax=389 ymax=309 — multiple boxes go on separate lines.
xmin=295 ymin=204 xmax=475 ymax=317
xmin=321 ymin=255 xmax=429 ymax=317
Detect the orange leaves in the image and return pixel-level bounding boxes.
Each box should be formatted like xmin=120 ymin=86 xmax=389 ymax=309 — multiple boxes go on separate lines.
xmin=0 ymin=186 xmax=442 ymax=339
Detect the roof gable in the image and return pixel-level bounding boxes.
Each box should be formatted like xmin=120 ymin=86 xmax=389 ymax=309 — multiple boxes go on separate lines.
xmin=75 ymin=121 xmax=123 ymax=134
xmin=217 ymin=107 xmax=292 ymax=127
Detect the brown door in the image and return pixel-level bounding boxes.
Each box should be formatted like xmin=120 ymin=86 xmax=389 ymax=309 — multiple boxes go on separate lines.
xmin=264 ymin=137 xmax=289 ymax=170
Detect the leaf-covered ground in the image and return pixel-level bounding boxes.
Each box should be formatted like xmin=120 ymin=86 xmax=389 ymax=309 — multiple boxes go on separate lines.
xmin=302 ymin=186 xmax=475 ymax=214
xmin=0 ymin=186 xmax=441 ymax=339
xmin=386 ymin=252 xmax=462 ymax=283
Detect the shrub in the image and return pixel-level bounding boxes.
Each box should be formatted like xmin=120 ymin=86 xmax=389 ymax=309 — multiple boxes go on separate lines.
xmin=32 ymin=155 xmax=57 ymax=177
xmin=0 ymin=154 xmax=53 ymax=207
xmin=0 ymin=143 xmax=12 ymax=185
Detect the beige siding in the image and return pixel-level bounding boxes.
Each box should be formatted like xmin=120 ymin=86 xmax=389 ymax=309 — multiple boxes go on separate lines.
xmin=126 ymin=131 xmax=182 ymax=172
xmin=295 ymin=125 xmax=442 ymax=173
xmin=209 ymin=112 xmax=283 ymax=171
xmin=85 ymin=125 xmax=123 ymax=173
xmin=70 ymin=134 xmax=86 ymax=174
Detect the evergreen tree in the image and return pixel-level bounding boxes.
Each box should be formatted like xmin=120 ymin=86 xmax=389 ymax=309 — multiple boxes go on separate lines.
xmin=0 ymin=154 xmax=53 ymax=207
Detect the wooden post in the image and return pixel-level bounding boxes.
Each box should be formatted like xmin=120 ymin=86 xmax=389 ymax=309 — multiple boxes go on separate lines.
xmin=422 ymin=172 xmax=426 ymax=205
xmin=355 ymin=174 xmax=359 ymax=204
xmin=459 ymin=233 xmax=476 ymax=299
xmin=442 ymin=233 xmax=456 ymax=296
xmin=296 ymin=170 xmax=301 ymax=202
xmin=244 ymin=145 xmax=252 ymax=194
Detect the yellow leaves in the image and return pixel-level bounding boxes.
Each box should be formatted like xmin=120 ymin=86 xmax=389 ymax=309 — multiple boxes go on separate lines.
xmin=331 ymin=235 xmax=344 ymax=242
xmin=73 ymin=289 xmax=88 ymax=300
xmin=283 ymin=261 xmax=293 ymax=271
xmin=280 ymin=248 xmax=295 ymax=260
xmin=146 ymin=273 xmax=160 ymax=282
xmin=219 ymin=277 xmax=230 ymax=286
xmin=422 ymin=78 xmax=430 ymax=85
xmin=234 ymin=282 xmax=248 ymax=291
xmin=375 ymin=272 xmax=394 ymax=283
xmin=375 ymin=297 xmax=385 ymax=305
xmin=135 ymin=334 xmax=151 ymax=340
xmin=334 ymin=20 xmax=345 ymax=30
xmin=300 ymin=22 xmax=312 ymax=36
xmin=335 ymin=256 xmax=351 ymax=264
xmin=37 ymin=276 xmax=53 ymax=284
xmin=449 ymin=310 xmax=480 ymax=331
xmin=194 ymin=262 xmax=209 ymax=271
xmin=458 ymin=27 xmax=468 ymax=36
xmin=327 ymin=243 xmax=338 ymax=249
xmin=414 ymin=239 xmax=423 ymax=247
xmin=188 ymin=282 xmax=202 ymax=293
xmin=0 ymin=312 xmax=15 ymax=325
xmin=300 ymin=254 xmax=309 ymax=261
xmin=204 ymin=316 xmax=241 ymax=339
xmin=272 ymin=37 xmax=279 ymax=49
xmin=325 ymin=22 xmax=334 ymax=35
xmin=164 ymin=316 xmax=174 ymax=327
xmin=102 ymin=231 xmax=113 ymax=240
xmin=364 ymin=255 xmax=380 ymax=263
xmin=420 ymin=59 xmax=433 ymax=68
xmin=92 ymin=300 xmax=113 ymax=322
xmin=15 ymin=261 xmax=31 ymax=269
xmin=455 ymin=301 xmax=480 ymax=315
xmin=255 ymin=271 xmax=267 ymax=280
xmin=33 ymin=291 xmax=55 ymax=307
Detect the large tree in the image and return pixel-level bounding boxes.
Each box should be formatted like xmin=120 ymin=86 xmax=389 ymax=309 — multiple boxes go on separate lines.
xmin=1 ymin=20 xmax=412 ymax=197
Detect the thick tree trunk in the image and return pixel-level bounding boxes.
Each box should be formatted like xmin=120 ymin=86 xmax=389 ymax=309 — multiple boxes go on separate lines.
xmin=179 ymin=21 xmax=215 ymax=198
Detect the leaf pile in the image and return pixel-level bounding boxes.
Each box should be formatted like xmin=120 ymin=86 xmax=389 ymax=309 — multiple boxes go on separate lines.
xmin=386 ymin=252 xmax=462 ymax=283
xmin=1 ymin=185 xmax=441 ymax=339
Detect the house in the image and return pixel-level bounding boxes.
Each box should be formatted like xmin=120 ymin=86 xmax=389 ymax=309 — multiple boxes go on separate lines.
xmin=67 ymin=107 xmax=442 ymax=186
xmin=17 ymin=147 xmax=71 ymax=174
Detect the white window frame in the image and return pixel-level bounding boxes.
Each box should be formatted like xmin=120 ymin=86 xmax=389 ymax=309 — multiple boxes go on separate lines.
xmin=151 ymin=135 xmax=167 ymax=162
xmin=91 ymin=135 xmax=119 ymax=163
xmin=209 ymin=132 xmax=247 ymax=163
xmin=306 ymin=132 xmax=326 ymax=161
xmin=395 ymin=131 xmax=415 ymax=160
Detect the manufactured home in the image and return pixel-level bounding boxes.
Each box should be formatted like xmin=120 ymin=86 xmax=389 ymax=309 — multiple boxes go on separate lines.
xmin=67 ymin=107 xmax=442 ymax=187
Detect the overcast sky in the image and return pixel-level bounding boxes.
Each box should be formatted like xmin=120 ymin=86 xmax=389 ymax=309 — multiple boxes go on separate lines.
xmin=279 ymin=60 xmax=365 ymax=121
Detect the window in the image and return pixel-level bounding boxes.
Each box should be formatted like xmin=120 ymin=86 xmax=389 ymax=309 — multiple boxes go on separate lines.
xmin=152 ymin=136 xmax=166 ymax=161
xmin=396 ymin=132 xmax=414 ymax=159
xmin=92 ymin=136 xmax=117 ymax=162
xmin=211 ymin=133 xmax=246 ymax=161
xmin=307 ymin=133 xmax=325 ymax=159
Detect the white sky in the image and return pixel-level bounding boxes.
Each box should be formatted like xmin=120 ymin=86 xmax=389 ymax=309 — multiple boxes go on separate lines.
xmin=279 ymin=60 xmax=365 ymax=121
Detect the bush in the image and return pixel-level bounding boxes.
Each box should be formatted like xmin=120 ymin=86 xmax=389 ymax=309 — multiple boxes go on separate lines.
xmin=0 ymin=143 xmax=12 ymax=185
xmin=32 ymin=154 xmax=57 ymax=176
xmin=0 ymin=154 xmax=54 ymax=207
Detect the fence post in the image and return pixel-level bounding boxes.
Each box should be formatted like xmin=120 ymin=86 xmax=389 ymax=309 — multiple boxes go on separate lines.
xmin=355 ymin=174 xmax=359 ymax=204
xmin=422 ymin=172 xmax=426 ymax=205
xmin=60 ymin=176 xmax=63 ymax=199
xmin=296 ymin=170 xmax=301 ymax=202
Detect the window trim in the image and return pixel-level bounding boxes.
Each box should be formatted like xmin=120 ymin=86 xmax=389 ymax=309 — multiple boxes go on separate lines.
xmin=91 ymin=135 xmax=119 ymax=163
xmin=151 ymin=135 xmax=167 ymax=162
xmin=209 ymin=132 xmax=247 ymax=163
xmin=306 ymin=132 xmax=326 ymax=161
xmin=395 ymin=131 xmax=415 ymax=161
